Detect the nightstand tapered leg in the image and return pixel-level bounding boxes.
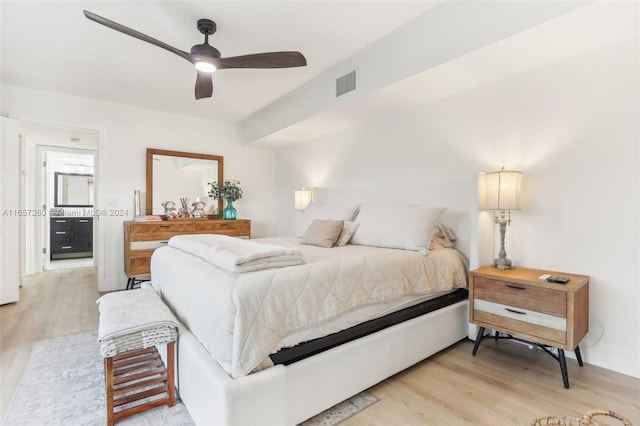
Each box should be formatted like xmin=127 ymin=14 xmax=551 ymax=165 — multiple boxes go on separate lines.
xmin=574 ymin=345 xmax=583 ymax=366
xmin=558 ymin=349 xmax=570 ymax=388
xmin=472 ymin=327 xmax=485 ymax=356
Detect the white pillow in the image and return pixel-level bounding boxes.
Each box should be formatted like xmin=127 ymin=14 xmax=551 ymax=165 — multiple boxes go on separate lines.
xmin=350 ymin=204 xmax=447 ymax=255
xmin=296 ymin=202 xmax=360 ymax=237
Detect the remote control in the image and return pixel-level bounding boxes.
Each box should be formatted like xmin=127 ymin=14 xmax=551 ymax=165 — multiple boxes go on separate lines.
xmin=547 ymin=276 xmax=570 ymax=284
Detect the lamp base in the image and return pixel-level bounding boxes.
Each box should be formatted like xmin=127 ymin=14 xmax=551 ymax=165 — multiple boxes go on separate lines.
xmin=494 ymin=257 xmax=513 ymax=271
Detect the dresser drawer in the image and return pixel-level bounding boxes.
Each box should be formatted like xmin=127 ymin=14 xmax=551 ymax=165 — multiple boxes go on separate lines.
xmin=51 ymin=229 xmax=70 ymax=242
xmin=474 ymin=277 xmax=566 ymax=317
xmin=127 ymin=256 xmax=152 ymax=277
xmin=197 ymin=220 xmax=250 ymax=236
xmin=128 ymin=222 xmax=197 ymax=241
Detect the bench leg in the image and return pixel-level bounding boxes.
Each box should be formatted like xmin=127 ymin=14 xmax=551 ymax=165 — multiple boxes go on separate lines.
xmin=167 ymin=341 xmax=175 ymax=406
xmin=104 ymin=357 xmax=115 ymax=426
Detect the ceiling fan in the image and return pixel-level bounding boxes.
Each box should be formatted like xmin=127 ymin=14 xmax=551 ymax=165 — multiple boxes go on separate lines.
xmin=83 ymin=11 xmax=307 ymax=100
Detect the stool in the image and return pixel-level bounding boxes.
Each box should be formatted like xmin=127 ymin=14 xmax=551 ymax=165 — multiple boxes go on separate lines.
xmin=104 ymin=342 xmax=175 ymax=426
xmin=97 ymin=288 xmax=178 ymax=425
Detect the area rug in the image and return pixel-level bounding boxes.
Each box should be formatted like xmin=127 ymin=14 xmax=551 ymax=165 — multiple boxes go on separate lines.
xmin=4 ymin=330 xmax=378 ymax=426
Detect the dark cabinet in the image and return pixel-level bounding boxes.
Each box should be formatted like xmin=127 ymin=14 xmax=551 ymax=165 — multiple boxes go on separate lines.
xmin=50 ymin=217 xmax=93 ymax=260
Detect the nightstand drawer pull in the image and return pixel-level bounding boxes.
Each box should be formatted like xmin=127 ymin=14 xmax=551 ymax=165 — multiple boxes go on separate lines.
xmin=505 ymin=308 xmax=526 ymax=315
xmin=506 ymin=285 xmax=526 ymax=290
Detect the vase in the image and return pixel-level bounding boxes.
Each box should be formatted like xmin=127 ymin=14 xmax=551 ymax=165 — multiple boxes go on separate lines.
xmin=223 ymin=200 xmax=237 ymax=220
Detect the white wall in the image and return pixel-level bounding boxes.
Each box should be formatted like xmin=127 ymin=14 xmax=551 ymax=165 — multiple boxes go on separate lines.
xmin=1 ymin=84 xmax=278 ymax=291
xmin=274 ymin=39 xmax=639 ymax=378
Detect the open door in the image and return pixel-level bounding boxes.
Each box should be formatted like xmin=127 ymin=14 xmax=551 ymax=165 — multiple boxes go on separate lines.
xmin=1 ymin=117 xmax=20 ymax=304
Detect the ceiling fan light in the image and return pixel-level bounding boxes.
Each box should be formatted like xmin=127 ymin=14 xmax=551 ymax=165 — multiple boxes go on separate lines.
xmin=195 ymin=61 xmax=216 ymax=73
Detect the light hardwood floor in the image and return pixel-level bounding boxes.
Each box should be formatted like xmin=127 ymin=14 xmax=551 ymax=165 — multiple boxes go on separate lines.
xmin=1 ymin=269 xmax=638 ymax=425
xmin=0 ymin=267 xmax=100 ymax=423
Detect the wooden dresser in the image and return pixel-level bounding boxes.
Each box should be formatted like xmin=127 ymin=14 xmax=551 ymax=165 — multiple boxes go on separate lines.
xmin=469 ymin=266 xmax=589 ymax=388
xmin=124 ymin=219 xmax=251 ymax=288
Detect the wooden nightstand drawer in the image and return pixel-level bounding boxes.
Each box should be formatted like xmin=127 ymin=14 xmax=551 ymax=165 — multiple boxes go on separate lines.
xmin=474 ymin=277 xmax=566 ymax=317
xmin=473 ymin=300 xmax=566 ymax=345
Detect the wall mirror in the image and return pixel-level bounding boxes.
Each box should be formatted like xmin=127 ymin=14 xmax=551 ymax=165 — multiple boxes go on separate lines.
xmin=146 ymin=148 xmax=224 ymax=218
xmin=54 ymin=172 xmax=94 ymax=207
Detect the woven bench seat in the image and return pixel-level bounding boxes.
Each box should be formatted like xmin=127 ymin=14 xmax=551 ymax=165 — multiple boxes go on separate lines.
xmin=97 ymin=288 xmax=178 ymax=426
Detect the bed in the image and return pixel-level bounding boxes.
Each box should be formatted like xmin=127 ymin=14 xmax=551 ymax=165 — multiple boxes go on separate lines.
xmin=150 ymin=201 xmax=471 ymax=425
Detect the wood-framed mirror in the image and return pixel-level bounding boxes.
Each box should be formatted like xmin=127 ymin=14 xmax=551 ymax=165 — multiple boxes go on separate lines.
xmin=146 ymin=148 xmax=224 ymax=218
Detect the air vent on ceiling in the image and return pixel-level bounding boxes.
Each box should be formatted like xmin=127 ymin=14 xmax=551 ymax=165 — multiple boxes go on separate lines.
xmin=336 ymin=70 xmax=357 ymax=97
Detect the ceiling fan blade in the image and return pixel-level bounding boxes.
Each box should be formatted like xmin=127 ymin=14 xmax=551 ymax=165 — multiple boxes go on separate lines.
xmin=217 ymin=52 xmax=307 ymax=69
xmin=195 ymin=71 xmax=213 ymax=99
xmin=83 ymin=10 xmax=191 ymax=63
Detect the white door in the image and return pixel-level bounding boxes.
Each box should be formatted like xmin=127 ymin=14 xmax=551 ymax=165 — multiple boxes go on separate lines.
xmin=0 ymin=117 xmax=20 ymax=304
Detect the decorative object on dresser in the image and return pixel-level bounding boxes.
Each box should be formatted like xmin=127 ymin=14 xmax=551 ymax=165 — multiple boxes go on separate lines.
xmin=208 ymin=179 xmax=243 ymax=220
xmin=50 ymin=217 xmax=93 ymax=260
xmin=146 ymin=148 xmax=224 ymax=219
xmin=133 ymin=189 xmax=141 ymax=217
xmin=469 ymin=266 xmax=589 ymax=388
xmin=123 ymin=219 xmax=250 ymax=289
xmin=479 ymin=169 xmax=523 ymax=270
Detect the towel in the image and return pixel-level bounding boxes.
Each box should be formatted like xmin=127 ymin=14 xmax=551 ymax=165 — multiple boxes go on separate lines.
xmin=168 ymin=234 xmax=305 ymax=273
xmin=97 ymin=288 xmax=177 ymax=343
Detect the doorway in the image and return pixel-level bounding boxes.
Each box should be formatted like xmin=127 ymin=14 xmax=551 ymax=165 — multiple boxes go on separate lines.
xmin=21 ymin=123 xmax=98 ymax=274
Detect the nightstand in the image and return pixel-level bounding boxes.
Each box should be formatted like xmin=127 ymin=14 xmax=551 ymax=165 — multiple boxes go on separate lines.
xmin=469 ymin=266 xmax=589 ymax=388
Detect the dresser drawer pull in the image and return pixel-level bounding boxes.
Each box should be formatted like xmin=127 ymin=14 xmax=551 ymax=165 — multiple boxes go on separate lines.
xmin=78 ymin=220 xmax=89 ymax=223
xmin=55 ymin=231 xmax=66 ymax=235
xmin=505 ymin=308 xmax=526 ymax=315
xmin=61 ymin=246 xmax=73 ymax=250
xmin=56 ymin=220 xmax=67 ymax=223
xmin=506 ymin=285 xmax=526 ymax=290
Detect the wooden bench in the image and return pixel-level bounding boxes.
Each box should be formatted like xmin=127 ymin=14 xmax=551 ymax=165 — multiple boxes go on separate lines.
xmin=97 ymin=288 xmax=178 ymax=425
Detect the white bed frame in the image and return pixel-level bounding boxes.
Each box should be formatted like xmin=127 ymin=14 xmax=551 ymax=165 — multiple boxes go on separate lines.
xmin=159 ymin=177 xmax=477 ymax=425
xmin=168 ymin=299 xmax=468 ymax=425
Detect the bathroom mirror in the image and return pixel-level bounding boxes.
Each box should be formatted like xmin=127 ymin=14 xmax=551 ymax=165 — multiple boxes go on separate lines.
xmin=146 ymin=148 xmax=224 ymax=217
xmin=54 ymin=172 xmax=94 ymax=207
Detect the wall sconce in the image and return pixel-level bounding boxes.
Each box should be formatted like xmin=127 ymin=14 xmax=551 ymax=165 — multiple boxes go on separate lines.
xmin=294 ymin=188 xmax=313 ymax=210
xmin=480 ymin=169 xmax=523 ymax=270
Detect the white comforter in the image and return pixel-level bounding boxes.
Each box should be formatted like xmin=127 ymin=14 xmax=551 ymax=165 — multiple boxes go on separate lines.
xmin=151 ymin=237 xmax=467 ymax=378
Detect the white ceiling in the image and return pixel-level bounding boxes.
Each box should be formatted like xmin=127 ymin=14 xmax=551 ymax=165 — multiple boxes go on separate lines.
xmin=1 ymin=1 xmax=438 ymax=123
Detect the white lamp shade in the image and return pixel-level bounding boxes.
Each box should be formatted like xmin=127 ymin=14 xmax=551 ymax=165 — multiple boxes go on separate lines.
xmin=294 ymin=189 xmax=313 ymax=210
xmin=480 ymin=170 xmax=522 ymax=210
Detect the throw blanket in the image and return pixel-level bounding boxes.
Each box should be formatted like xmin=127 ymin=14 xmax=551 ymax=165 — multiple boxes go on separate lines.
xmin=97 ymin=288 xmax=178 ymax=357
xmin=168 ymin=234 xmax=305 ymax=273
